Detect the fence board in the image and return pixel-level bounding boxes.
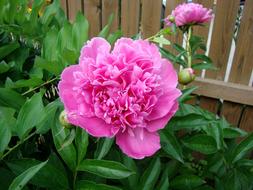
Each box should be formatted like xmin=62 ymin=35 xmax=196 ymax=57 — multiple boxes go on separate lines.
xmin=83 ymin=0 xmax=101 ymax=37
xmin=205 ymin=0 xmax=240 ymax=80
xmin=102 ymin=0 xmax=119 ymax=33
xmin=220 ymin=101 xmax=243 ymax=126
xmin=67 ymin=0 xmax=82 ymax=21
xmin=229 ymin=0 xmax=253 ymax=85
xmin=239 ymin=107 xmax=253 ymax=132
xmin=121 ymin=0 xmax=140 ymax=37
xmin=60 ymin=0 xmax=68 ymax=16
xmin=141 ymin=0 xmax=162 ymax=38
xmin=164 ymin=0 xmax=184 ymax=55
xmin=199 ymin=97 xmax=219 ymax=113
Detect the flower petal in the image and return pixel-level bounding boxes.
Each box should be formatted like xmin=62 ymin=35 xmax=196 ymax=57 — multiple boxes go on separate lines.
xmin=116 ymin=127 xmax=160 ymax=159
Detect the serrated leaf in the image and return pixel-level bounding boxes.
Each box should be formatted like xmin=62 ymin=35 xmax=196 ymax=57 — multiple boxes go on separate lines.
xmin=8 ymin=160 xmax=48 ymax=190
xmin=77 ymin=159 xmax=134 ymax=179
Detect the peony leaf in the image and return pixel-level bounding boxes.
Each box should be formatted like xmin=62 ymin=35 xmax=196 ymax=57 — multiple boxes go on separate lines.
xmin=0 ymin=88 xmax=25 ymax=110
xmin=8 ymin=160 xmax=48 ymax=190
xmin=77 ymin=159 xmax=134 ymax=179
xmin=94 ymin=138 xmax=114 ymax=160
xmin=170 ymin=175 xmax=205 ymax=190
xmin=139 ymin=157 xmax=161 ymax=190
xmin=76 ymin=180 xmax=121 ymax=190
xmin=75 ymin=127 xmax=89 ymax=165
xmin=183 ymin=134 xmax=217 ymax=154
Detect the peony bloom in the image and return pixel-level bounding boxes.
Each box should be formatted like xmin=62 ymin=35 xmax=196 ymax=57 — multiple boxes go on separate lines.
xmin=166 ymin=3 xmax=213 ymax=27
xmin=58 ymin=37 xmax=181 ymax=159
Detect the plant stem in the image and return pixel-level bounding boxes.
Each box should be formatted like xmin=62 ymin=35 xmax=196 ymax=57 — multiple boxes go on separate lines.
xmin=1 ymin=131 xmax=37 ymax=160
xmin=73 ymin=170 xmax=77 ymax=189
xmin=186 ymin=26 xmax=192 ymax=68
xmin=22 ymin=77 xmax=60 ymax=96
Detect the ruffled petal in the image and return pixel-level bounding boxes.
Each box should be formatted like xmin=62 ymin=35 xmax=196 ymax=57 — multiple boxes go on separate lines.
xmin=116 ymin=127 xmax=160 ymax=159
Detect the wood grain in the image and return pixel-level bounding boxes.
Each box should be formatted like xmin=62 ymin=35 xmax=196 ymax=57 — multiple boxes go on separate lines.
xmin=229 ymin=0 xmax=253 ymax=85
xmin=141 ymin=0 xmax=162 ymax=38
xmin=220 ymin=101 xmax=243 ymax=126
xmin=199 ymin=97 xmax=219 ymax=114
xmin=188 ymin=77 xmax=253 ymax=106
xmin=239 ymin=106 xmax=253 ymax=132
xmin=121 ymin=0 xmax=140 ymax=37
xmin=83 ymin=0 xmax=101 ymax=37
xmin=102 ymin=0 xmax=119 ymax=33
xmin=67 ymin=0 xmax=82 ymax=21
xmin=205 ymin=0 xmax=240 ymax=80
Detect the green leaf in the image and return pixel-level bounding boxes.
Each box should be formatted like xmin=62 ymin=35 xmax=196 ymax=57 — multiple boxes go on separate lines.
xmin=192 ymin=62 xmax=217 ymax=70
xmin=57 ymin=22 xmax=75 ymax=52
xmin=76 ymin=180 xmax=122 ymax=190
xmin=183 ymin=134 xmax=217 ymax=154
xmin=0 ymin=60 xmax=10 ymax=73
xmin=58 ymin=128 xmax=76 ymax=151
xmin=107 ymin=30 xmax=122 ymax=44
xmin=0 ymin=88 xmax=25 ymax=110
xmin=170 ymin=175 xmax=205 ymax=190
xmin=62 ymin=48 xmax=79 ymax=64
xmin=122 ymin=156 xmax=139 ymax=189
xmin=223 ymin=127 xmax=247 ymax=139
xmin=72 ymin=12 xmax=89 ymax=51
xmin=0 ymin=107 xmax=15 ymax=152
xmin=0 ymin=42 xmax=20 ymax=60
xmin=139 ymin=157 xmax=161 ymax=190
xmin=8 ymin=160 xmax=48 ymax=190
xmin=232 ymin=133 xmax=253 ymax=163
xmin=51 ymin=109 xmax=77 ymax=171
xmin=77 ymin=159 xmax=134 ymax=179
xmin=75 ymin=127 xmax=89 ymax=165
xmin=203 ymin=122 xmax=224 ymax=150
xmin=0 ymin=167 xmax=15 ymax=190
xmin=7 ymin=78 xmax=43 ymax=89
xmin=40 ymin=0 xmax=60 ymax=26
xmin=152 ymin=36 xmax=171 ymax=45
xmin=99 ymin=14 xmax=114 ymax=38
xmin=34 ymin=56 xmax=62 ymax=76
xmin=160 ymin=130 xmax=184 ymax=163
xmin=16 ymin=93 xmax=45 ymax=139
xmin=7 ymin=157 xmax=69 ymax=189
xmin=42 ymin=28 xmax=59 ymax=61
xmin=192 ymin=54 xmax=212 ymax=64
xmin=171 ymin=114 xmax=215 ymax=131
xmin=156 ymin=165 xmax=169 ymax=190
xmin=94 ymin=138 xmax=114 ymax=160
xmin=179 ymin=86 xmax=198 ymax=103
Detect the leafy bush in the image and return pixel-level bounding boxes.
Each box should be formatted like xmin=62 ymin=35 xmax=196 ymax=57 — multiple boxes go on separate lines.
xmin=0 ymin=1 xmax=252 ymax=190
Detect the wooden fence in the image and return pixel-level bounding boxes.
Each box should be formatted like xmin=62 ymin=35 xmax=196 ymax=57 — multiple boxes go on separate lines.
xmin=59 ymin=0 xmax=253 ymax=132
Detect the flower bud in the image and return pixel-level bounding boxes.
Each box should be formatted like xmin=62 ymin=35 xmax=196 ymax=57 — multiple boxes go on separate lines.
xmin=178 ymin=68 xmax=196 ymax=85
xmin=59 ymin=110 xmax=73 ymax=129
xmin=168 ymin=15 xmax=175 ymax=23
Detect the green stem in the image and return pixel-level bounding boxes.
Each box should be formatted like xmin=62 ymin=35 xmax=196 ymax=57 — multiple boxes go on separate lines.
xmin=186 ymin=26 xmax=192 ymax=68
xmin=22 ymin=77 xmax=60 ymax=96
xmin=1 ymin=131 xmax=36 ymax=160
xmin=73 ymin=170 xmax=77 ymax=189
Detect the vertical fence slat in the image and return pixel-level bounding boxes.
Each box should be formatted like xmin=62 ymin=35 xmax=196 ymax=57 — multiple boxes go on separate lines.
xmin=199 ymin=97 xmax=219 ymax=113
xmin=205 ymin=0 xmax=240 ymax=80
xmin=141 ymin=0 xmax=162 ymax=38
xmin=60 ymin=0 xmax=68 ymax=17
xmin=102 ymin=0 xmax=119 ymax=33
xmin=239 ymin=107 xmax=253 ymax=132
xmin=83 ymin=0 xmax=101 ymax=37
xmin=229 ymin=0 xmax=253 ymax=85
xmin=164 ymin=0 xmax=184 ymax=54
xmin=192 ymin=0 xmax=214 ymax=76
xmin=67 ymin=0 xmax=82 ymax=21
xmin=220 ymin=101 xmax=243 ymax=126
xmin=121 ymin=0 xmax=140 ymax=37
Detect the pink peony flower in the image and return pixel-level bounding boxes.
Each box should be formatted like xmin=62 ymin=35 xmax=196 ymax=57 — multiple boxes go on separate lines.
xmin=168 ymin=3 xmax=213 ymax=27
xmin=58 ymin=37 xmax=181 ymax=159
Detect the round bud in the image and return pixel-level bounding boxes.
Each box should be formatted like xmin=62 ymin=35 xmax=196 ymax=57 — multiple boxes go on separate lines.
xmin=59 ymin=110 xmax=73 ymax=129
xmin=168 ymin=15 xmax=175 ymax=23
xmin=178 ymin=68 xmax=196 ymax=85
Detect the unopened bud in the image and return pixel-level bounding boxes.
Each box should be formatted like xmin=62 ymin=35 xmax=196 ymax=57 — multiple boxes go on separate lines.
xmin=59 ymin=110 xmax=72 ymax=129
xmin=178 ymin=68 xmax=196 ymax=85
xmin=168 ymin=15 xmax=175 ymax=23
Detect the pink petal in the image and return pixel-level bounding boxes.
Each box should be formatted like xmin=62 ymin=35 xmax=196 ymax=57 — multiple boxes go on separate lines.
xmin=75 ymin=116 xmax=116 ymax=138
xmin=116 ymin=127 xmax=160 ymax=159
xmin=146 ymin=102 xmax=179 ymax=132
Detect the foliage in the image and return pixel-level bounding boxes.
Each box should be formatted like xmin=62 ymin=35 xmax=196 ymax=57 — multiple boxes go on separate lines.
xmin=0 ymin=1 xmax=252 ymax=190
